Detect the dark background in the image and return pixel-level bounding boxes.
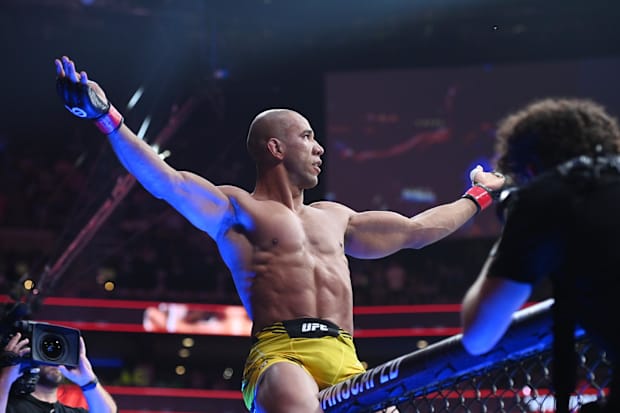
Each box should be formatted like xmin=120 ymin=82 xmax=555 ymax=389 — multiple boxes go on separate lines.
xmin=3 ymin=0 xmax=620 ymax=214
xmin=2 ymin=0 xmax=620 ymax=198
xmin=1 ymin=0 xmax=620 ymax=409
xmin=325 ymin=57 xmax=620 ymax=237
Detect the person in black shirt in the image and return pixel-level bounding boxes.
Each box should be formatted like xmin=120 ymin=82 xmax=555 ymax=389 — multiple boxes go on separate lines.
xmin=1 ymin=332 xmax=117 ymax=413
xmin=460 ymin=98 xmax=620 ymax=413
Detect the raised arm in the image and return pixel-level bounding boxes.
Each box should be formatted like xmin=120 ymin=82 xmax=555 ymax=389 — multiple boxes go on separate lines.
xmin=345 ymin=168 xmax=506 ymax=258
xmin=54 ymin=56 xmax=230 ymax=238
xmin=59 ymin=337 xmax=117 ymax=413
xmin=0 ymin=333 xmax=30 ymax=413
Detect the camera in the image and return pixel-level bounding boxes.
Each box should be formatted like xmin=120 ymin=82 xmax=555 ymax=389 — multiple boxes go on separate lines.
xmin=1 ymin=302 xmax=81 ymax=395
xmin=2 ymin=320 xmax=80 ymax=368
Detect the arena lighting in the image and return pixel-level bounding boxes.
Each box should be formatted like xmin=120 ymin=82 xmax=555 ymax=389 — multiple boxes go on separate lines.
xmin=23 ymin=279 xmax=35 ymax=290
xmin=127 ymin=86 xmax=144 ymax=111
xmin=158 ymin=150 xmax=171 ymax=160
xmin=137 ymin=115 xmax=151 ymax=139
xmin=225 ymin=1 xmax=423 ymax=78
xmin=150 ymin=143 xmax=171 ymax=161
xmin=213 ymin=68 xmax=229 ymax=80
xmin=222 ymin=367 xmax=233 ymax=380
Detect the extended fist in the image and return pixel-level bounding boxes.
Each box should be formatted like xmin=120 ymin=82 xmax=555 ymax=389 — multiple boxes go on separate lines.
xmin=462 ymin=165 xmax=508 ymax=213
xmin=469 ymin=164 xmax=506 ymax=192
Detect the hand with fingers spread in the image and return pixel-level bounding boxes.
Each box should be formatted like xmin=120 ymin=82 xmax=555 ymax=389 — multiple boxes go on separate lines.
xmin=54 ymin=56 xmax=124 ymax=135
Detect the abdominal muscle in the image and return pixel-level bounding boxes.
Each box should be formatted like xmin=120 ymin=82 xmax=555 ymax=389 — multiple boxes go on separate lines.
xmin=218 ymin=197 xmax=355 ymax=336
xmin=243 ymin=249 xmax=354 ymax=336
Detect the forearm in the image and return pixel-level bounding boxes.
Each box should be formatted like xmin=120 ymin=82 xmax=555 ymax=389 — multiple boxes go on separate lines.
xmin=409 ymin=198 xmax=478 ymax=248
xmin=83 ymin=383 xmax=117 ymax=413
xmin=0 ymin=373 xmax=13 ymax=413
xmin=346 ymin=168 xmax=503 ymax=257
xmin=461 ymin=269 xmax=487 ymax=333
xmin=460 ymin=258 xmax=532 ymax=355
xmin=346 ymin=198 xmax=477 ymax=258
xmin=107 ymin=123 xmax=179 ymax=199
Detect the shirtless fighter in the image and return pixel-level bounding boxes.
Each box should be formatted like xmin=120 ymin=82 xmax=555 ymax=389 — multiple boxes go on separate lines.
xmin=54 ymin=55 xmax=505 ymax=413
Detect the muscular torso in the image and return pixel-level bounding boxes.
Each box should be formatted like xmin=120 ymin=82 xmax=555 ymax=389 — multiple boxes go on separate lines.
xmin=215 ymin=187 xmax=354 ymax=335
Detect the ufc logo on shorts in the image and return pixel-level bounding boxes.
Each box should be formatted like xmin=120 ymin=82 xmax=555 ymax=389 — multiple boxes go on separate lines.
xmin=301 ymin=322 xmax=329 ymax=333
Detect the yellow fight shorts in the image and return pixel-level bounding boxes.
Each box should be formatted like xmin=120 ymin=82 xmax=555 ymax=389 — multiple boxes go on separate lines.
xmin=241 ymin=317 xmax=366 ymax=411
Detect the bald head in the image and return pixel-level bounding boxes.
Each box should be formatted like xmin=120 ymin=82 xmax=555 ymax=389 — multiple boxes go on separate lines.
xmin=246 ymin=109 xmax=300 ymax=163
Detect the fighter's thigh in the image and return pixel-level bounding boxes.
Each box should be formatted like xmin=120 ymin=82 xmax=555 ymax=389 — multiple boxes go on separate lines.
xmin=254 ymin=361 xmax=322 ymax=413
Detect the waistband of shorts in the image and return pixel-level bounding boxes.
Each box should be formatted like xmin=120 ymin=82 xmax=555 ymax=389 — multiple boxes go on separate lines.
xmin=252 ymin=318 xmax=352 ymax=343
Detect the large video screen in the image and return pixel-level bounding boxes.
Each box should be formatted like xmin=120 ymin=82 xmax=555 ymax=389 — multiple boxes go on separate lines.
xmin=325 ymin=57 xmax=620 ymax=238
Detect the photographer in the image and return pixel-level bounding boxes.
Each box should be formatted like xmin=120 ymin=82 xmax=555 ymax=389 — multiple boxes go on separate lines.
xmin=1 ymin=332 xmax=117 ymax=413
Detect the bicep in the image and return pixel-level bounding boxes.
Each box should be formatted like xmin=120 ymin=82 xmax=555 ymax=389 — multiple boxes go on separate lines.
xmin=163 ymin=171 xmax=232 ymax=237
xmin=345 ymin=201 xmax=475 ymax=258
xmin=345 ymin=210 xmax=418 ymax=259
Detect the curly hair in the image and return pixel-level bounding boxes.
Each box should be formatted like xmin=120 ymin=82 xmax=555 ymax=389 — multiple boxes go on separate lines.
xmin=494 ymin=98 xmax=620 ymax=184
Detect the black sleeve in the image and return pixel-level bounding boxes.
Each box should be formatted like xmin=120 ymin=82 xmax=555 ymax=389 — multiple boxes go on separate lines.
xmin=487 ymin=184 xmax=565 ymax=284
xmin=56 ymin=404 xmax=89 ymax=413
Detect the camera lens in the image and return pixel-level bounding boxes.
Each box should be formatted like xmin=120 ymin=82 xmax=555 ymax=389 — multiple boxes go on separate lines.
xmin=39 ymin=334 xmax=65 ymax=361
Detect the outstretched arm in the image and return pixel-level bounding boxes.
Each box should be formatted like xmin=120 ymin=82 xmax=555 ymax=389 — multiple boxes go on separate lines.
xmin=345 ymin=198 xmax=476 ymax=258
xmin=54 ymin=56 xmax=230 ymax=238
xmin=1 ymin=333 xmax=30 ymax=413
xmin=345 ymin=168 xmax=506 ymax=258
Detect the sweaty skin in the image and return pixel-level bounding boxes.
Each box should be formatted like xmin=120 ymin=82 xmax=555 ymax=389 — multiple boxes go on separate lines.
xmin=217 ymin=189 xmax=357 ymax=334
xmin=55 ymin=55 xmax=505 ymax=412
